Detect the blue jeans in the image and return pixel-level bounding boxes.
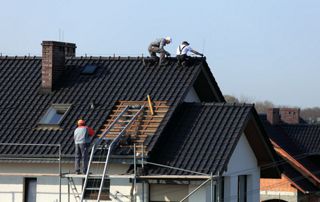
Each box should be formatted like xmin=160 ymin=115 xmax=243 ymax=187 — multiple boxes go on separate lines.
xmin=75 ymin=143 xmax=89 ymax=173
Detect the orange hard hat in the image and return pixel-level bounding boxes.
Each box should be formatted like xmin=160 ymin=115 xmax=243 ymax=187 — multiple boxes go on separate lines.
xmin=77 ymin=119 xmax=85 ymax=126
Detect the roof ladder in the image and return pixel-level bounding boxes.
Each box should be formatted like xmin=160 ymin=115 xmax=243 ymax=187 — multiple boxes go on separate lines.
xmin=80 ymin=105 xmax=145 ymax=202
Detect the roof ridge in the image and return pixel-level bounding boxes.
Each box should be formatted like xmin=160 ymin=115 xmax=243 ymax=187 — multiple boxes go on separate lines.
xmin=67 ymin=56 xmax=205 ymax=61
xmin=0 ymin=56 xmax=41 ymax=59
xmin=0 ymin=55 xmax=205 ymax=61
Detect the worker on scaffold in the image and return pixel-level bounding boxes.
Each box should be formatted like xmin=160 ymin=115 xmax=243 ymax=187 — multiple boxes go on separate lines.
xmin=74 ymin=119 xmax=95 ymax=174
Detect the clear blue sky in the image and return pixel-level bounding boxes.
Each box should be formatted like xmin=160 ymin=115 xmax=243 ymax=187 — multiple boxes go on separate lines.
xmin=1 ymin=0 xmax=320 ymax=108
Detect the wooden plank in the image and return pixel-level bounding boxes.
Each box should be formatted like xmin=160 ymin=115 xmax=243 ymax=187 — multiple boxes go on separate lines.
xmin=107 ymin=129 xmax=156 ymax=132
xmin=98 ymin=132 xmax=155 ymax=138
xmin=118 ymin=100 xmax=167 ymax=104
xmin=103 ymin=119 xmax=162 ymax=126
xmin=96 ymin=100 xmax=168 ymax=145
xmin=107 ymin=114 xmax=165 ymax=118
xmin=120 ymin=145 xmax=146 ymax=148
xmin=153 ymin=105 xmax=170 ymax=108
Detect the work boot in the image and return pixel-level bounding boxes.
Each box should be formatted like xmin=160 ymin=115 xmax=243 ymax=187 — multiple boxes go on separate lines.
xmin=148 ymin=56 xmax=159 ymax=67
xmin=159 ymin=58 xmax=171 ymax=67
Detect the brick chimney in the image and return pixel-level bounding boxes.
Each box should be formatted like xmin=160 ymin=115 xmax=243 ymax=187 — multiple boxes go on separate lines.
xmin=279 ymin=108 xmax=300 ymax=124
xmin=267 ymin=108 xmax=300 ymax=124
xmin=41 ymin=41 xmax=76 ymax=92
xmin=267 ymin=108 xmax=280 ymax=124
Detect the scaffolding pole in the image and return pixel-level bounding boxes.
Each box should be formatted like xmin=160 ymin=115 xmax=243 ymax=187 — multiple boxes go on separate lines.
xmin=59 ymin=144 xmax=62 ymax=202
xmin=211 ymin=172 xmax=213 ymax=202
xmin=68 ymin=178 xmax=70 ymax=202
xmin=143 ymin=161 xmax=212 ymax=176
xmin=217 ymin=171 xmax=220 ymax=202
xmin=142 ymin=147 xmax=145 ymax=202
xmin=134 ymin=144 xmax=137 ymax=202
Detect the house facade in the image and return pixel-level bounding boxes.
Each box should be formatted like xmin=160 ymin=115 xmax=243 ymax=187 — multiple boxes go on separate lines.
xmin=0 ymin=40 xmax=279 ymax=202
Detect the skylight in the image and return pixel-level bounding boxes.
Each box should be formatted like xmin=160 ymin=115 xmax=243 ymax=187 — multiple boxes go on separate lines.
xmin=39 ymin=104 xmax=71 ymax=125
xmin=81 ymin=64 xmax=97 ymax=75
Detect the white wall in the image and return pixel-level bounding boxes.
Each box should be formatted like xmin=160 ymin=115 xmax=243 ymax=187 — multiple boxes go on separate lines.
xmin=0 ymin=133 xmax=261 ymax=202
xmin=181 ymin=133 xmax=260 ymax=202
xmin=223 ymin=133 xmax=260 ymax=202
xmin=188 ymin=183 xmax=212 ymax=202
xmin=150 ymin=184 xmax=189 ymax=201
xmin=148 ymin=133 xmax=261 ymax=202
xmin=0 ymin=162 xmax=142 ymax=202
xmin=0 ymin=163 xmax=63 ymax=202
xmin=184 ymin=87 xmax=200 ymax=102
xmin=0 ymin=177 xmax=23 ymax=202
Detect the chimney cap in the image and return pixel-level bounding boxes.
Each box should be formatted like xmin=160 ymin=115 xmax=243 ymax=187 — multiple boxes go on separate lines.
xmin=41 ymin=41 xmax=76 ymax=48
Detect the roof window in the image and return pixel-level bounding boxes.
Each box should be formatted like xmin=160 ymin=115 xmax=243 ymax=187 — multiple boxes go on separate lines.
xmin=39 ymin=104 xmax=71 ymax=126
xmin=81 ymin=64 xmax=97 ymax=75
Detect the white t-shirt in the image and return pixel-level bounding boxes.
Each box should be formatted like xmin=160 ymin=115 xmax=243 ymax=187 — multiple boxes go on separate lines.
xmin=176 ymin=44 xmax=193 ymax=55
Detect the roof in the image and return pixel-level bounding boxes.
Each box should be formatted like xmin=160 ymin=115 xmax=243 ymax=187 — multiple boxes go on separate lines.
xmin=260 ymin=114 xmax=320 ymax=191
xmin=0 ymin=56 xmax=224 ymax=158
xmin=282 ymin=162 xmax=319 ymax=193
xmin=147 ymin=103 xmax=278 ymax=176
xmin=280 ymin=125 xmax=320 ymax=154
xmin=259 ymin=115 xmax=304 ymax=157
xmin=259 ymin=114 xmax=320 ymax=155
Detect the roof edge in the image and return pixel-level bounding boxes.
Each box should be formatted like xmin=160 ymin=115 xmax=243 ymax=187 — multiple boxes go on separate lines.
xmin=272 ymin=140 xmax=320 ymax=186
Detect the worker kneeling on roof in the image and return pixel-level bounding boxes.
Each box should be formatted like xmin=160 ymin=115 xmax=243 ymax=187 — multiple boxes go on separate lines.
xmin=148 ymin=36 xmax=172 ymax=66
xmin=74 ymin=119 xmax=95 ymax=174
xmin=176 ymin=41 xmax=203 ymax=66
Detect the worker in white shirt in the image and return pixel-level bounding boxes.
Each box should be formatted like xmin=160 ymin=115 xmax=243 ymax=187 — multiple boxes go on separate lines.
xmin=176 ymin=41 xmax=203 ymax=66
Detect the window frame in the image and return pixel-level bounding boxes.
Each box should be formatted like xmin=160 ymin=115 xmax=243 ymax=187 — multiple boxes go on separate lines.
xmin=238 ymin=175 xmax=247 ymax=202
xmin=81 ymin=64 xmax=98 ymax=75
xmin=38 ymin=104 xmax=72 ymax=127
xmin=23 ymin=177 xmax=37 ymax=202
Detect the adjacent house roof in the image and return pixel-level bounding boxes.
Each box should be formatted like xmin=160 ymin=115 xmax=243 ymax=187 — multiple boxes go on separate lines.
xmin=260 ymin=114 xmax=320 ymax=192
xmin=0 ymin=56 xmax=224 ymax=158
xmin=280 ymin=125 xmax=320 ymax=154
xmin=148 ymin=103 xmax=279 ymax=177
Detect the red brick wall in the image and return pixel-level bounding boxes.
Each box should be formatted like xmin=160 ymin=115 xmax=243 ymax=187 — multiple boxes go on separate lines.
xmin=267 ymin=108 xmax=300 ymax=124
xmin=261 ymin=175 xmax=297 ymax=192
xmin=279 ymin=108 xmax=300 ymax=124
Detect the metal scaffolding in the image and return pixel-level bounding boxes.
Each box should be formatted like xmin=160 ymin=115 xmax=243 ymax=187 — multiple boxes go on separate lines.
xmin=0 ymin=143 xmax=218 ymax=202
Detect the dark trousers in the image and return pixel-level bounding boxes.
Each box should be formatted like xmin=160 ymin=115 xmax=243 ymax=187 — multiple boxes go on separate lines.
xmin=148 ymin=45 xmax=167 ymax=64
xmin=75 ymin=143 xmax=89 ymax=173
xmin=177 ymin=54 xmax=190 ymax=65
